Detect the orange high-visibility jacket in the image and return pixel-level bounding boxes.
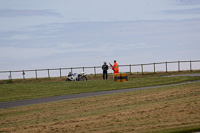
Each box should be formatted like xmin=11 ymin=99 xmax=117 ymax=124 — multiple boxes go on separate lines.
xmin=112 ymin=62 xmax=119 ymax=73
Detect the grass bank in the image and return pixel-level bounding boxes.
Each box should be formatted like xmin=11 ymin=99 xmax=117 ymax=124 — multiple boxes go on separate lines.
xmin=0 ymin=82 xmax=200 ymax=133
xmin=1 ymin=75 xmax=200 ymax=102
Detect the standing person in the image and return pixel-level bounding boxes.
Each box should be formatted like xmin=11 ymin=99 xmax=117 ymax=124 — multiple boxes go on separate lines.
xmin=102 ymin=62 xmax=108 ymax=80
xmin=111 ymin=60 xmax=119 ymax=79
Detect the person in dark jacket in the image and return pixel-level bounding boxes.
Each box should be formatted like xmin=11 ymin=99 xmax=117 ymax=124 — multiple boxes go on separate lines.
xmin=102 ymin=62 xmax=108 ymax=80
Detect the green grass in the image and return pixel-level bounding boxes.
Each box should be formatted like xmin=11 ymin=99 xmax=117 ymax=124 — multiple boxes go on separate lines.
xmin=0 ymin=75 xmax=200 ymax=102
xmin=0 ymin=82 xmax=200 ymax=133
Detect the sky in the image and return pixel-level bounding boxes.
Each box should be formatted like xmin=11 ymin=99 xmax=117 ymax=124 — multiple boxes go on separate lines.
xmin=0 ymin=0 xmax=200 ymax=72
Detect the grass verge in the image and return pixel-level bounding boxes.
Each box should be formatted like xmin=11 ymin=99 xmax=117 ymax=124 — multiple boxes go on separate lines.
xmin=0 ymin=82 xmax=199 ymax=133
xmin=0 ymin=75 xmax=200 ymax=102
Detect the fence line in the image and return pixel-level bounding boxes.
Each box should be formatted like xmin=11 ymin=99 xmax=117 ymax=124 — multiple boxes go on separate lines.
xmin=0 ymin=60 xmax=200 ymax=80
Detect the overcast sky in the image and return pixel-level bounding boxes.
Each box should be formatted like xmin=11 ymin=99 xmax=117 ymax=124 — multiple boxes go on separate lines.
xmin=0 ymin=0 xmax=200 ymax=71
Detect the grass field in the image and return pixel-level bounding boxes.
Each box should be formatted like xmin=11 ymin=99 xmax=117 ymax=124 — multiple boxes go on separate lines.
xmin=0 ymin=82 xmax=200 ymax=133
xmin=0 ymin=71 xmax=200 ymax=132
xmin=0 ymin=72 xmax=200 ymax=102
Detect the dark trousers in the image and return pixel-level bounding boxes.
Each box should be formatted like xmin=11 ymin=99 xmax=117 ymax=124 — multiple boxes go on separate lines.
xmin=103 ymin=70 xmax=108 ymax=80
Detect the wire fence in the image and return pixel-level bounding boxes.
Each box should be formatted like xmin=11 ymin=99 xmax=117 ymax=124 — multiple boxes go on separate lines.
xmin=0 ymin=60 xmax=200 ymax=80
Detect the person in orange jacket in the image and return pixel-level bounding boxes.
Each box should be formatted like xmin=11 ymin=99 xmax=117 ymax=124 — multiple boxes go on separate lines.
xmin=111 ymin=60 xmax=119 ymax=79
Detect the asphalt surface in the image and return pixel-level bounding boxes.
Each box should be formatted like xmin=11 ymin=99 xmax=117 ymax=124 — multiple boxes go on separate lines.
xmin=1 ymin=79 xmax=200 ymax=109
xmin=163 ymin=73 xmax=200 ymax=77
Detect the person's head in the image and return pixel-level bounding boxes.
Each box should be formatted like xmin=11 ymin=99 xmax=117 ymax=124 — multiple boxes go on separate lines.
xmin=104 ymin=61 xmax=107 ymax=65
xmin=114 ymin=60 xmax=116 ymax=63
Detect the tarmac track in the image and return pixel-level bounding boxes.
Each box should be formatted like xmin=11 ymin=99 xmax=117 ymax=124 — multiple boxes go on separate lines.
xmin=1 ymin=77 xmax=200 ymax=109
xmin=163 ymin=73 xmax=200 ymax=77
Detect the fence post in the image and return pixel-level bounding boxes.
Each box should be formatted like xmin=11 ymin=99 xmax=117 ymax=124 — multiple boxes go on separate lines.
xmin=178 ymin=61 xmax=180 ymax=72
xmin=94 ymin=67 xmax=96 ymax=76
xmin=83 ymin=67 xmax=84 ymax=72
xmin=22 ymin=70 xmax=25 ymax=79
xmin=48 ymin=69 xmax=50 ymax=78
xmin=60 ymin=68 xmax=62 ymax=77
xmin=9 ymin=71 xmax=12 ymax=80
xmin=35 ymin=70 xmax=38 ymax=79
xmin=71 ymin=68 xmax=73 ymax=73
xmin=190 ymin=60 xmax=192 ymax=72
xmin=129 ymin=65 xmax=132 ymax=74
xmin=141 ymin=64 xmax=144 ymax=74
xmin=166 ymin=62 xmax=168 ymax=73
xmin=154 ymin=63 xmax=156 ymax=73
